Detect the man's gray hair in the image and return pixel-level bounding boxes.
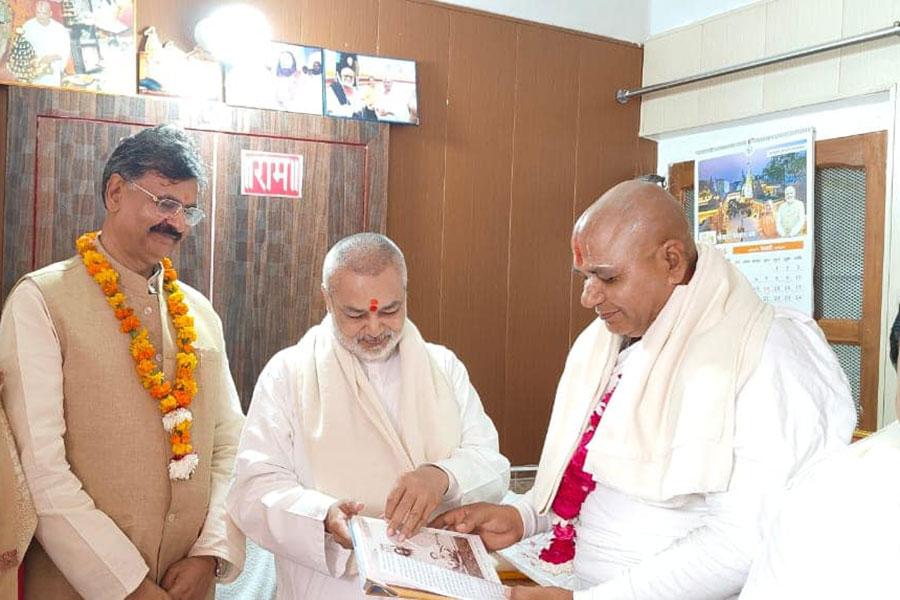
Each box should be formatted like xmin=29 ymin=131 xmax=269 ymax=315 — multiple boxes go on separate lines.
xmin=101 ymin=124 xmax=207 ymax=207
xmin=322 ymin=233 xmax=408 ymax=292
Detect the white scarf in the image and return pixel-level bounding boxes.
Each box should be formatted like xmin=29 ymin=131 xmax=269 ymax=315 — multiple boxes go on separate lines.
xmin=531 ymin=244 xmax=773 ymax=506
xmin=293 ymin=316 xmax=462 ymax=516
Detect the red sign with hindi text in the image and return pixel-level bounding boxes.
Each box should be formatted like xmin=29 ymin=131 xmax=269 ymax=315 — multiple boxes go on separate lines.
xmin=240 ymin=150 xmax=303 ymax=198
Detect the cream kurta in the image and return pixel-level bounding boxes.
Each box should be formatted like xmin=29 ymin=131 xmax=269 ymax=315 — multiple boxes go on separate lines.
xmin=227 ymin=332 xmax=510 ymax=600
xmin=0 ymin=244 xmax=245 ymax=600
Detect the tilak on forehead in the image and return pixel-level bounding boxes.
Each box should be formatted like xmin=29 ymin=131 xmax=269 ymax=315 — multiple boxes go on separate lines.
xmin=572 ymin=237 xmax=585 ymax=267
xmin=369 ymin=298 xmax=379 ymax=312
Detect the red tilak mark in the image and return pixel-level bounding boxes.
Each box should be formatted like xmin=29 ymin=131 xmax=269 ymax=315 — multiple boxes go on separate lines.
xmin=573 ymin=241 xmax=584 ymax=267
xmin=369 ymin=299 xmax=379 ymax=312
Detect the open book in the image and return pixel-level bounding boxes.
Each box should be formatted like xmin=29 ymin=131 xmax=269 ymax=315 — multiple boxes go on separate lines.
xmin=349 ymin=516 xmax=507 ymax=600
xmin=496 ymin=531 xmax=580 ymax=591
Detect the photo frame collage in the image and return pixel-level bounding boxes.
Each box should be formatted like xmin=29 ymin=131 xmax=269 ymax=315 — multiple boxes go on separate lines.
xmin=0 ymin=2 xmax=419 ymax=126
xmin=221 ymin=45 xmax=419 ymax=125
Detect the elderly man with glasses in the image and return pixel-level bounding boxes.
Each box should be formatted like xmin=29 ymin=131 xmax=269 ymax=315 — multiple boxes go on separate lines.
xmin=0 ymin=125 xmax=245 ymax=600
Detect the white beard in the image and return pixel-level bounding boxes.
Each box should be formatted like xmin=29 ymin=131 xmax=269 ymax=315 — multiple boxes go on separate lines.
xmin=332 ymin=320 xmax=401 ymax=362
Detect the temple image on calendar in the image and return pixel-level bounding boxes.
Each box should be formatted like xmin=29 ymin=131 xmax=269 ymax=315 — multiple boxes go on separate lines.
xmin=696 ymin=138 xmax=809 ymax=245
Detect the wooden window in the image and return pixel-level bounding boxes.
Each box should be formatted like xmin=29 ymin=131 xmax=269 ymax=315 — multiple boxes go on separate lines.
xmin=668 ymin=132 xmax=888 ymax=436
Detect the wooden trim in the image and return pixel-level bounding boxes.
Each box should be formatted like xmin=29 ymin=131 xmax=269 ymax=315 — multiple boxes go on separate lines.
xmin=860 ymin=132 xmax=888 ymax=432
xmin=817 ymin=319 xmax=861 ymax=344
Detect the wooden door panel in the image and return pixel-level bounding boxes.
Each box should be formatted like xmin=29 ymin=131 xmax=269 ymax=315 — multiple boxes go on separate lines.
xmin=212 ymin=133 xmax=370 ymax=408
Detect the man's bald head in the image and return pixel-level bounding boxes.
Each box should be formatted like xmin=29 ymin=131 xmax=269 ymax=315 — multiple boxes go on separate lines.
xmin=574 ymin=180 xmax=697 ymax=264
xmin=572 ymin=180 xmax=697 ymax=338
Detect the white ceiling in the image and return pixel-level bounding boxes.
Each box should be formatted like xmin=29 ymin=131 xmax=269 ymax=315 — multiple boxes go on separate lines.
xmin=440 ymin=0 xmax=761 ymax=44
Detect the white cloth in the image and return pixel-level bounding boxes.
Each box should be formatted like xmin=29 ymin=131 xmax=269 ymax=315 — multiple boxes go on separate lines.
xmin=739 ymin=421 xmax=900 ymax=600
xmin=512 ymin=308 xmax=856 ymax=599
xmin=531 ymin=244 xmax=773 ymax=508
xmin=226 ymin=334 xmax=509 ymax=600
xmin=21 ymin=17 xmax=70 ymax=86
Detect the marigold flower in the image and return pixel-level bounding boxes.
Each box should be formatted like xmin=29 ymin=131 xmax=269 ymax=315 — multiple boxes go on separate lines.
xmin=136 ymin=359 xmax=155 ymax=376
xmin=115 ymin=307 xmax=134 ymax=321
xmin=106 ymin=293 xmax=126 ymax=308
xmin=151 ymin=382 xmax=172 ymax=399
xmin=159 ymin=395 xmax=177 ymax=413
xmin=119 ymin=315 xmax=141 ymax=333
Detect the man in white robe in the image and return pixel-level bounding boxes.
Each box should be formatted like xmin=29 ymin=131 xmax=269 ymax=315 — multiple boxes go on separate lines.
xmin=226 ymin=233 xmax=509 ymax=599
xmin=739 ymin=310 xmax=900 ymax=600
xmin=434 ymin=180 xmax=856 ymax=599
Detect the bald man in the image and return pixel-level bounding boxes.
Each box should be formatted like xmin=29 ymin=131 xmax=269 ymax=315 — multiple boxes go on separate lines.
xmin=226 ymin=233 xmax=509 ymax=599
xmin=434 ymin=181 xmax=855 ymax=599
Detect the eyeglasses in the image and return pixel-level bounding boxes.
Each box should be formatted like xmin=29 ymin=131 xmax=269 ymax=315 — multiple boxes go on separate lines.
xmin=129 ymin=181 xmax=206 ymax=227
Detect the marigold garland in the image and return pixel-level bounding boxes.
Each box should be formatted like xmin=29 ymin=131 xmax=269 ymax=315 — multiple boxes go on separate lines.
xmin=77 ymin=231 xmax=200 ymax=480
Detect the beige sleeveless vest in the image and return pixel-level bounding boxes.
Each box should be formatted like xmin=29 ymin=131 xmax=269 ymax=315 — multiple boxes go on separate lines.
xmin=21 ymin=250 xmax=227 ymax=599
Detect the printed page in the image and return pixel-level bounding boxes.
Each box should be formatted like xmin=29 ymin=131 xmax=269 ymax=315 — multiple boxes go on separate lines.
xmin=351 ymin=516 xmax=506 ymax=600
xmin=497 ymin=531 xmax=581 ymax=590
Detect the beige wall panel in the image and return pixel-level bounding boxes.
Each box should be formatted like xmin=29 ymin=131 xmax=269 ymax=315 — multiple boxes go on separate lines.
xmin=698 ymin=3 xmax=766 ymax=123
xmin=762 ymin=0 xmax=843 ymax=111
xmin=838 ymin=0 xmax=900 ymax=95
xmin=640 ymin=27 xmax=701 ymax=134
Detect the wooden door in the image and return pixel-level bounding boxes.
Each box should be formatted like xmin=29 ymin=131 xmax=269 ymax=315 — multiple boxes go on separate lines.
xmin=2 ymin=86 xmax=388 ymax=411
xmin=668 ymin=131 xmax=888 ymax=435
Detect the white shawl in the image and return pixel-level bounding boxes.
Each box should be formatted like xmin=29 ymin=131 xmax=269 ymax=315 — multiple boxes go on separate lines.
xmin=531 ymin=244 xmax=774 ymax=506
xmin=294 ymin=316 xmax=462 ymax=516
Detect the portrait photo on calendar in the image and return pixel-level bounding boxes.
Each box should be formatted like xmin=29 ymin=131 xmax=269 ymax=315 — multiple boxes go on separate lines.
xmin=224 ymin=42 xmax=324 ymax=115
xmin=323 ymin=49 xmax=419 ymax=125
xmin=0 ymin=0 xmax=135 ymax=94
xmin=695 ymin=136 xmax=810 ymax=246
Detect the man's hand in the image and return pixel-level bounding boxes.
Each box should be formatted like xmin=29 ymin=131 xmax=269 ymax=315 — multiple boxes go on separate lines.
xmin=430 ymin=502 xmax=524 ymax=551
xmin=508 ymin=585 xmax=573 ymax=600
xmin=384 ymin=465 xmax=449 ymax=541
xmin=125 ymin=578 xmax=171 ymax=599
xmin=160 ymin=556 xmax=216 ymax=600
xmin=325 ymin=500 xmax=365 ymax=549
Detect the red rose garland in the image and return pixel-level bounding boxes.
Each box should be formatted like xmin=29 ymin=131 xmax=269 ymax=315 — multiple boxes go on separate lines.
xmin=539 ymin=382 xmax=617 ymax=567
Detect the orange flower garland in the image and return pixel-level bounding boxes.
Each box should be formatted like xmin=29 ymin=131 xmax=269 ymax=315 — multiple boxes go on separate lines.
xmin=77 ymin=231 xmax=200 ymax=480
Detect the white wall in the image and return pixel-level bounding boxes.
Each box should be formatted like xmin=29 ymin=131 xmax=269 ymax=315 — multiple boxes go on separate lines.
xmin=655 ymin=91 xmax=899 ymax=427
xmin=440 ymin=0 xmax=650 ymax=43
xmin=648 ymin=0 xmax=760 ymax=36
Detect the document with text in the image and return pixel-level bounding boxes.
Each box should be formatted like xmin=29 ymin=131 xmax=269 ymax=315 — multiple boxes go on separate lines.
xmin=350 ymin=516 xmax=507 ymax=600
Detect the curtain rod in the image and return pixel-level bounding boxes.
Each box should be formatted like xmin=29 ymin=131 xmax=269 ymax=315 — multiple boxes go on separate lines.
xmin=617 ymin=21 xmax=900 ymax=104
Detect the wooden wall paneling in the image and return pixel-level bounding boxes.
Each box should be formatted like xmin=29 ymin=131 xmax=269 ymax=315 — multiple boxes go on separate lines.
xmin=568 ymin=39 xmax=648 ymax=343
xmin=504 ymin=25 xmax=581 ymax=465
xmin=298 ymin=0 xmax=379 ymax=52
xmin=378 ymin=0 xmax=451 ymax=341
xmin=3 ymin=88 xmax=51 ymax=297
xmin=440 ymin=11 xmax=516 ymax=440
xmin=137 ymin=0 xmax=305 ymax=53
xmin=0 ymin=87 xmax=6 ymax=276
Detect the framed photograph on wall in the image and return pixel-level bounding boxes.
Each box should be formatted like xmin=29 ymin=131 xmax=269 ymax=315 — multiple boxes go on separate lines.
xmin=323 ymin=49 xmax=418 ymax=125
xmin=224 ymin=42 xmax=323 ymax=115
xmin=0 ymin=0 xmax=136 ymax=94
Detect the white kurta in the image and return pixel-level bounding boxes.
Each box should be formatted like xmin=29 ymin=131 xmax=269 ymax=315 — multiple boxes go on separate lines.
xmin=514 ymin=308 xmax=856 ymax=599
xmin=226 ymin=340 xmax=510 ymax=600
xmin=739 ymin=420 xmax=900 ymax=600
